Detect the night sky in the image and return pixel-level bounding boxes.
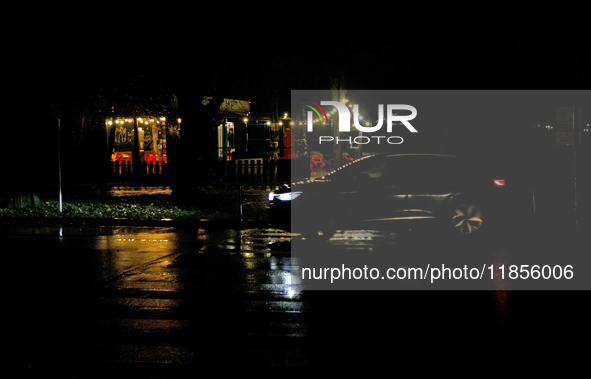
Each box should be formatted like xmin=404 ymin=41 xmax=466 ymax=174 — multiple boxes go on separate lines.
xmin=12 ymin=3 xmax=591 ymax=139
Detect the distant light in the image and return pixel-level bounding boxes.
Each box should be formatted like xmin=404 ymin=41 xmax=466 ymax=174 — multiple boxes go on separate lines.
xmin=244 ymin=118 xmax=248 ymax=123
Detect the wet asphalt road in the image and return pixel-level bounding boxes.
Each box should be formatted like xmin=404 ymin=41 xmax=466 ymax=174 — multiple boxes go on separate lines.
xmin=8 ymin=222 xmax=590 ymax=376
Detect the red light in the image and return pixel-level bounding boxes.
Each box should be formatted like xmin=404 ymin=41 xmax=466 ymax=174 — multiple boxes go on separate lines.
xmin=493 ymin=179 xmax=505 ymax=187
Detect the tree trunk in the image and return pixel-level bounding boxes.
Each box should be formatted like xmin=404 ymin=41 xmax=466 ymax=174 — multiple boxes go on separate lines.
xmin=7 ymin=185 xmax=41 ymax=209
xmin=172 ymin=92 xmax=224 ymax=198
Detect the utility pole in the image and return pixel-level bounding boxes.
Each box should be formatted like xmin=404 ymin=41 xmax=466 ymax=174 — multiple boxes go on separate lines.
xmin=572 ymin=106 xmax=578 ymax=231
xmin=555 ymin=105 xmax=582 ymax=231
xmin=58 ymin=118 xmax=62 ymax=213
xmin=50 ymin=103 xmax=68 ymax=214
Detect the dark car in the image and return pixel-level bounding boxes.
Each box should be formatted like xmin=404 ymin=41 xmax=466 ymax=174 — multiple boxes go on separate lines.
xmin=268 ymin=153 xmax=534 ymax=241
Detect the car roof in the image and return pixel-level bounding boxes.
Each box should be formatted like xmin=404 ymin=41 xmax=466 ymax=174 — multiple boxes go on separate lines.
xmin=384 ymin=153 xmax=459 ymax=158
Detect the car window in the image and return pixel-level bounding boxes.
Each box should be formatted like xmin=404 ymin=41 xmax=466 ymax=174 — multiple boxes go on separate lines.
xmin=382 ymin=156 xmax=463 ymax=185
xmin=331 ymin=155 xmax=465 ymax=186
xmin=360 ymin=163 xmax=386 ymax=179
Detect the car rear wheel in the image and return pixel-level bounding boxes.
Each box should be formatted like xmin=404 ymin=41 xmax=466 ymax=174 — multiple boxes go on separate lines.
xmin=450 ymin=203 xmax=484 ymax=235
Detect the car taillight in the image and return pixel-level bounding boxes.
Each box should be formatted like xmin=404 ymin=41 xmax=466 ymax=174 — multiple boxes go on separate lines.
xmin=493 ymin=179 xmax=505 ymax=187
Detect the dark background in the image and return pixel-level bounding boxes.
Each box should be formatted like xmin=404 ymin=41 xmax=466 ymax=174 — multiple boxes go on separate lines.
xmin=7 ymin=3 xmax=591 ymax=185
xmin=17 ymin=3 xmax=591 ymax=104
xmin=6 ymin=4 xmax=591 ymax=373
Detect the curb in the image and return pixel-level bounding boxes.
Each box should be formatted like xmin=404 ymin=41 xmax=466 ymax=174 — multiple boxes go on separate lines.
xmin=0 ymin=216 xmax=272 ymax=229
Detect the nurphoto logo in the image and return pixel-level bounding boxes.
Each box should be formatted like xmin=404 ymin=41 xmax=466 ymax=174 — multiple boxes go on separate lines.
xmin=304 ymin=99 xmax=418 ymax=145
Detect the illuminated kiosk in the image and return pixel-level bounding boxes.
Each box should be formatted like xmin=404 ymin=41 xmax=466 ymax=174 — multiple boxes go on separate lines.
xmin=105 ymin=117 xmax=180 ymax=168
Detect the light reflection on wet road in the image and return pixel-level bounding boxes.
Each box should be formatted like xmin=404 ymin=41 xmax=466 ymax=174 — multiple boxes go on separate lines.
xmin=9 ymin=224 xmax=590 ymax=373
